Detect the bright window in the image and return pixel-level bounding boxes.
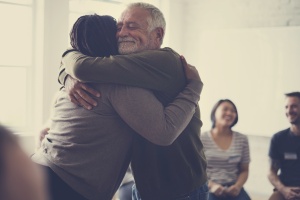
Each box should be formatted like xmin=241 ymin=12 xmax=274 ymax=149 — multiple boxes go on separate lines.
xmin=68 ymin=0 xmax=124 ymax=46
xmin=0 ymin=1 xmax=33 ymax=131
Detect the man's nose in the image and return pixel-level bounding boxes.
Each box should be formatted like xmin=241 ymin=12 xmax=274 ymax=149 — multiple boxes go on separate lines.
xmin=117 ymin=27 xmax=128 ymax=38
xmin=286 ymin=106 xmax=292 ymax=114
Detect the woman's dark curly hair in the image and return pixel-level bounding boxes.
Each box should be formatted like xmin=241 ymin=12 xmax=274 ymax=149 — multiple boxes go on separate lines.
xmin=70 ymin=14 xmax=119 ymax=57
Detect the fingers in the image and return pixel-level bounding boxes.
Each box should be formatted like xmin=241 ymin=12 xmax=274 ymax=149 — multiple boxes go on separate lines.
xmin=81 ymin=84 xmax=101 ymax=98
xmin=180 ymin=55 xmax=201 ymax=82
xmin=65 ymin=76 xmax=100 ymax=110
xmin=215 ymin=186 xmax=225 ymax=196
xmin=69 ymin=94 xmax=81 ymax=106
xmin=77 ymin=88 xmax=98 ymax=107
xmin=180 ymin=55 xmax=188 ymax=67
xmin=73 ymin=93 xmax=93 ymax=110
xmin=39 ymin=127 xmax=50 ymax=141
xmin=232 ymin=190 xmax=239 ymax=197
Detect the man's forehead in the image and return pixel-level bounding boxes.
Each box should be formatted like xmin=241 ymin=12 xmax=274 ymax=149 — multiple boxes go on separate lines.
xmin=286 ymin=96 xmax=300 ymax=105
xmin=118 ymin=7 xmax=149 ymax=24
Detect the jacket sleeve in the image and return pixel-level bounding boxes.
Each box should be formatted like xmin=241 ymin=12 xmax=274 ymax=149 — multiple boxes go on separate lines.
xmin=108 ymin=79 xmax=203 ymax=146
xmin=60 ymin=48 xmax=184 ymax=91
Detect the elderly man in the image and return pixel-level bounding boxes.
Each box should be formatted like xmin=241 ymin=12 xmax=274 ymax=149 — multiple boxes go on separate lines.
xmin=61 ymin=2 xmax=208 ymax=200
xmin=268 ymin=92 xmax=300 ymax=200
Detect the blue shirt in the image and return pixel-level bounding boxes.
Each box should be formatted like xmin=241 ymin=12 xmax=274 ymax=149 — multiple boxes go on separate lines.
xmin=269 ymin=128 xmax=300 ymax=186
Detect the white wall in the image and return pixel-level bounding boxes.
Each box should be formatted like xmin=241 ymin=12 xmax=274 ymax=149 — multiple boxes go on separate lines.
xmin=21 ymin=0 xmax=70 ymax=154
xmin=40 ymin=0 xmax=69 ymax=124
xmin=197 ymin=27 xmax=300 ymax=136
xmin=180 ymin=0 xmax=300 ymax=197
xmin=182 ymin=0 xmax=300 ymax=136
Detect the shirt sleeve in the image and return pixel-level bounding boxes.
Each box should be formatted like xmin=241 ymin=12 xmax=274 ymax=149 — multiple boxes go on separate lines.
xmin=107 ymin=79 xmax=203 ymax=146
xmin=241 ymin=135 xmax=250 ymax=164
xmin=60 ymin=48 xmax=183 ymax=91
xmin=58 ymin=63 xmax=68 ymax=85
xmin=269 ymin=134 xmax=280 ymax=160
xmin=58 ymin=49 xmax=78 ymax=85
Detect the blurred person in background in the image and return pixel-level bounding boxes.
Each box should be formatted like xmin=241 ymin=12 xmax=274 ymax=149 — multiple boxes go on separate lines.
xmin=0 ymin=124 xmax=47 ymax=200
xmin=268 ymin=92 xmax=300 ymax=200
xmin=201 ymin=99 xmax=251 ymax=200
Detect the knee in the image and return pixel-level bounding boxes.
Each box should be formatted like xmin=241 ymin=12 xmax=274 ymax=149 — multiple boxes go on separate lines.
xmin=268 ymin=191 xmax=285 ymax=200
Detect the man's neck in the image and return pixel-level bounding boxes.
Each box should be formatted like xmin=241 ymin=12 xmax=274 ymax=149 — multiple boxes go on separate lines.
xmin=290 ymin=123 xmax=300 ymax=136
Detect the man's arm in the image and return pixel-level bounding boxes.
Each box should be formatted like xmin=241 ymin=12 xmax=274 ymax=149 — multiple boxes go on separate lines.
xmin=109 ymin=79 xmax=202 ymax=146
xmin=268 ymin=158 xmax=300 ymax=199
xmin=268 ymin=158 xmax=283 ymax=190
xmin=107 ymin=61 xmax=202 ymax=145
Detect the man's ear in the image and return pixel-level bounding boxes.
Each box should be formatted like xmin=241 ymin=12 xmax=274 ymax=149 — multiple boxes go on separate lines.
xmin=154 ymin=27 xmax=164 ymax=44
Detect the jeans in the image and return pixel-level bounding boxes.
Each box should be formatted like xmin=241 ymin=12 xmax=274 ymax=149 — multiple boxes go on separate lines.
xmin=118 ymin=181 xmax=135 ymax=200
xmin=208 ymin=187 xmax=251 ymax=200
xmin=40 ymin=165 xmax=87 ymax=200
xmin=132 ymin=183 xmax=209 ymax=200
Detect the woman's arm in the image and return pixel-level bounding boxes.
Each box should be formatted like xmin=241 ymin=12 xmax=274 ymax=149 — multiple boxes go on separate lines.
xmin=208 ymin=180 xmax=226 ymax=197
xmin=226 ymin=134 xmax=250 ymax=197
xmin=61 ymin=48 xmax=183 ymax=91
xmin=225 ymin=163 xmax=249 ymax=197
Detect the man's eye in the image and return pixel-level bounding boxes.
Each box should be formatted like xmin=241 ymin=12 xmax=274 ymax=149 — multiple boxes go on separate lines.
xmin=128 ymin=25 xmax=138 ymax=29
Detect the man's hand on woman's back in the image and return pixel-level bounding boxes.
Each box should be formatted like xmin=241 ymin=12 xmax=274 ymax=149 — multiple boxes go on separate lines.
xmin=180 ymin=55 xmax=202 ymax=83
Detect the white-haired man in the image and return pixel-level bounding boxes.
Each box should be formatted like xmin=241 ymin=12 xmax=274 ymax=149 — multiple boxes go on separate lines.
xmin=60 ymin=3 xmax=208 ymax=200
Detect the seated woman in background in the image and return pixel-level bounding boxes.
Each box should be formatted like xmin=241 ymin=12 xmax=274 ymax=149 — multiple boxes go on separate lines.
xmin=201 ymin=99 xmax=251 ymax=200
xmin=0 ymin=124 xmax=47 ymax=200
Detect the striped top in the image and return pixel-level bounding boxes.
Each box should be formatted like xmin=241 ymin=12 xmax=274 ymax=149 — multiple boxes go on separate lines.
xmin=201 ymin=131 xmax=250 ymax=185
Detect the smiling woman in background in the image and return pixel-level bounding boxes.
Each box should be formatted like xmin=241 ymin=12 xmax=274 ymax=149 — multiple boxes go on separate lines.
xmin=201 ymin=99 xmax=251 ymax=200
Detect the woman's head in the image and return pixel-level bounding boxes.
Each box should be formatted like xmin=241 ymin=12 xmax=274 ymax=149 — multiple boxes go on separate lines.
xmin=210 ymin=99 xmax=238 ymax=129
xmin=70 ymin=14 xmax=119 ymax=57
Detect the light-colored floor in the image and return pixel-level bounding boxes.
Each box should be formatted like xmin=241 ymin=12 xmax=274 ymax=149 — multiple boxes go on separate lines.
xmin=244 ymin=135 xmax=273 ymax=200
xmin=21 ymin=134 xmax=274 ymax=199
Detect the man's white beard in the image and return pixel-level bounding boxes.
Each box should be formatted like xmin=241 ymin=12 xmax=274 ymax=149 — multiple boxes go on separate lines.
xmin=118 ymin=36 xmax=139 ymax=55
xmin=118 ymin=36 xmax=153 ymax=55
xmin=118 ymin=42 xmax=138 ymax=55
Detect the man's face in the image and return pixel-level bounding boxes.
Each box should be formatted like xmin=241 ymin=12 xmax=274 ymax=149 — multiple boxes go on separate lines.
xmin=285 ymin=96 xmax=300 ymax=125
xmin=117 ymin=7 xmax=160 ymax=55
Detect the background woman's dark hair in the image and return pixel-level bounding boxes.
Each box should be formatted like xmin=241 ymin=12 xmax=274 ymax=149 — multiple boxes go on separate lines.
xmin=210 ymin=99 xmax=238 ymax=128
xmin=70 ymin=14 xmax=119 ymax=57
